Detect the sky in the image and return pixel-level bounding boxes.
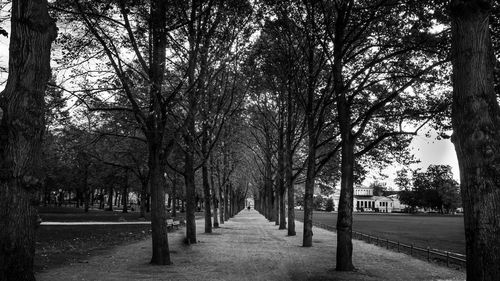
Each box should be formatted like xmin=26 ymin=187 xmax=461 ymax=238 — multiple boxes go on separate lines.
xmin=364 ymin=130 xmax=460 ymax=190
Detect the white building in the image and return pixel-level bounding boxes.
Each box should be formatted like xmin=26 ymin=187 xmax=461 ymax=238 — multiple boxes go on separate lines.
xmin=245 ymin=198 xmax=254 ymax=209
xmin=332 ymin=186 xmax=402 ymax=213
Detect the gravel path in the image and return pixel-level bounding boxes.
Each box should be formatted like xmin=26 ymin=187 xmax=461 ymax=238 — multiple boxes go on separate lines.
xmin=36 ymin=209 xmax=465 ymax=281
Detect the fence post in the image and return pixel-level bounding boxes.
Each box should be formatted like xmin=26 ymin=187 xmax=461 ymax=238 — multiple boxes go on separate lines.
xmin=446 ymin=251 xmax=449 ymax=267
xmin=410 ymin=244 xmax=413 ymax=256
xmin=386 ymin=239 xmax=389 ymax=249
xmin=427 ymin=247 xmax=430 ymax=261
xmin=376 ymin=236 xmax=379 ymax=245
xmin=397 ymin=241 xmax=400 ymax=252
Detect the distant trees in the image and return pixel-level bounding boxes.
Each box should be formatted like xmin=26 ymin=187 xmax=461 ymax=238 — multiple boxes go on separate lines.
xmin=0 ymin=1 xmax=57 ymax=280
xmin=397 ymin=165 xmax=460 ymax=213
xmin=368 ymin=181 xmax=388 ymax=196
xmin=325 ymin=198 xmax=334 ymax=212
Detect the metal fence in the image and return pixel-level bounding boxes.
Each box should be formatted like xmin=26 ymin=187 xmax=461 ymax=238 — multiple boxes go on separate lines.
xmin=299 ymin=219 xmax=466 ymax=269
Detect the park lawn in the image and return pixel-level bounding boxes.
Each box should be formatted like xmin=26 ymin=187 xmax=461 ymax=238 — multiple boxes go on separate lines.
xmin=38 ymin=206 xmax=152 ymax=222
xmin=35 ymin=206 xmax=205 ymax=272
xmin=295 ymin=211 xmax=465 ymax=255
xmin=36 ymin=207 xmax=152 ymax=272
xmin=35 ymin=224 xmax=152 ymax=272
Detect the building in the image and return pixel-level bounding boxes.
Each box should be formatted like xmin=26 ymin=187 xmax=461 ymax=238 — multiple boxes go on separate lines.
xmin=245 ymin=198 xmax=254 ymax=209
xmin=332 ymin=186 xmax=403 ymax=213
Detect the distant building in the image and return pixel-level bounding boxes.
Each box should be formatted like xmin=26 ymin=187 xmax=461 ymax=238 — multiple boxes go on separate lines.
xmin=332 ymin=186 xmax=404 ymax=213
xmin=246 ymin=198 xmax=254 ymax=209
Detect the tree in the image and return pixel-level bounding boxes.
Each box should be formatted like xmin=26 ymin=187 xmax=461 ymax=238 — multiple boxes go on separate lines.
xmin=54 ymin=0 xmax=175 ymax=264
xmin=325 ymin=198 xmax=334 ymax=212
xmin=412 ymin=165 xmax=460 ymax=212
xmin=313 ymin=195 xmax=326 ymax=211
xmin=316 ymin=0 xmax=448 ymax=270
xmin=0 ymin=1 xmax=57 ymax=280
xmin=394 ymin=168 xmax=412 ymax=191
xmin=368 ymin=181 xmax=387 ymax=196
xmin=450 ymin=0 xmax=500 ymax=279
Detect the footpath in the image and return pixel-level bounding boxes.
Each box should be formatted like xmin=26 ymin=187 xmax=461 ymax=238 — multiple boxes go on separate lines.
xmin=36 ymin=209 xmax=465 ymax=281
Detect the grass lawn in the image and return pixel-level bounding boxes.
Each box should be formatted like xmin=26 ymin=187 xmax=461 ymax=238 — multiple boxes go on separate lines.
xmin=35 ymin=206 xmax=205 ymax=272
xmin=295 ymin=211 xmax=465 ymax=255
xmin=38 ymin=206 xmax=152 ymax=222
xmin=35 ymin=224 xmax=152 ymax=272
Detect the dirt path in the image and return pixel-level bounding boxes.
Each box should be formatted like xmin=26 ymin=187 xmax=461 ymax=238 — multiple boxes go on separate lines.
xmin=36 ymin=210 xmax=465 ymax=281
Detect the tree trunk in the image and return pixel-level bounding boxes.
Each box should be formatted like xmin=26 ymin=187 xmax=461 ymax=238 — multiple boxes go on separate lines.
xmin=286 ymin=92 xmax=296 ymax=235
xmin=140 ymin=179 xmax=148 ymax=218
xmin=147 ymin=0 xmax=171 ymax=265
xmin=279 ymin=189 xmax=286 ymax=229
xmin=0 ymin=1 xmax=56 ymax=280
xmin=224 ymin=184 xmax=230 ymax=221
xmin=106 ymin=187 xmax=113 ymax=211
xmin=450 ymin=1 xmax=500 ymax=280
xmin=172 ymin=176 xmax=177 ymax=218
xmin=219 ymin=185 xmax=225 ymax=224
xmin=148 ymin=146 xmax=171 ymax=265
xmin=302 ymin=121 xmax=316 ymax=247
xmin=202 ymin=162 xmax=212 ymax=233
xmin=336 ymin=137 xmax=355 ymax=271
xmin=83 ymin=163 xmax=90 ymax=212
xmin=184 ymin=151 xmax=197 ymax=244
xmin=99 ymin=189 xmax=105 ymax=209
xmin=274 ymin=189 xmax=279 ymax=225
xmin=210 ymin=159 xmax=219 ymax=228
xmin=202 ymin=130 xmax=212 ymax=233
xmin=122 ymin=173 xmax=128 ymax=213
xmin=229 ymin=187 xmax=234 ymax=218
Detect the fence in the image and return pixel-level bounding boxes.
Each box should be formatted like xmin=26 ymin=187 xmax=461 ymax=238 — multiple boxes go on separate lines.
xmin=298 ymin=219 xmax=466 ymax=269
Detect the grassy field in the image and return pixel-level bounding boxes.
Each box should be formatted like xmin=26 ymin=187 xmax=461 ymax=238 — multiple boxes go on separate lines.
xmin=36 ymin=224 xmax=151 ymax=272
xmin=35 ymin=206 xmax=203 ymax=272
xmin=39 ymin=206 xmax=152 ymax=222
xmin=295 ymin=211 xmax=465 ymax=255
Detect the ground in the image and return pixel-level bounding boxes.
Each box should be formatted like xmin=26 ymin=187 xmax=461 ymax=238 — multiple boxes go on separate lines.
xmin=36 ymin=210 xmax=465 ymax=281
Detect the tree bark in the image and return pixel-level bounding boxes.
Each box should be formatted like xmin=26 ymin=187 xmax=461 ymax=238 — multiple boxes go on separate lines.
xmin=147 ymin=0 xmax=171 ymax=265
xmin=140 ymin=179 xmax=148 ymax=218
xmin=0 ymin=1 xmax=56 ymax=280
xmin=335 ymin=137 xmax=355 ymax=271
xmin=286 ymin=91 xmax=296 ymax=236
xmin=219 ymin=184 xmax=225 ymax=224
xmin=83 ymin=163 xmax=90 ymax=212
xmin=450 ymin=1 xmax=500 ymax=280
xmin=171 ymin=175 xmax=177 ymax=218
xmin=277 ymin=119 xmax=286 ymax=229
xmin=106 ymin=186 xmax=113 ymax=211
xmin=224 ymin=183 xmax=230 ymax=221
xmin=274 ymin=189 xmax=279 ymax=225
xmin=148 ymin=147 xmax=170 ymax=264
xmin=302 ymin=119 xmax=316 ymax=247
xmin=202 ymin=163 xmax=212 ymax=233
xmin=210 ymin=158 xmax=219 ymax=227
xmin=122 ymin=172 xmax=128 ymax=213
xmin=184 ymin=150 xmax=197 ymax=243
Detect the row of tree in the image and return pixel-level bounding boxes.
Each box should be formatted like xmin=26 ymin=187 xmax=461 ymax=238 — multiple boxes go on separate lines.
xmin=245 ymin=0 xmax=448 ymax=272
